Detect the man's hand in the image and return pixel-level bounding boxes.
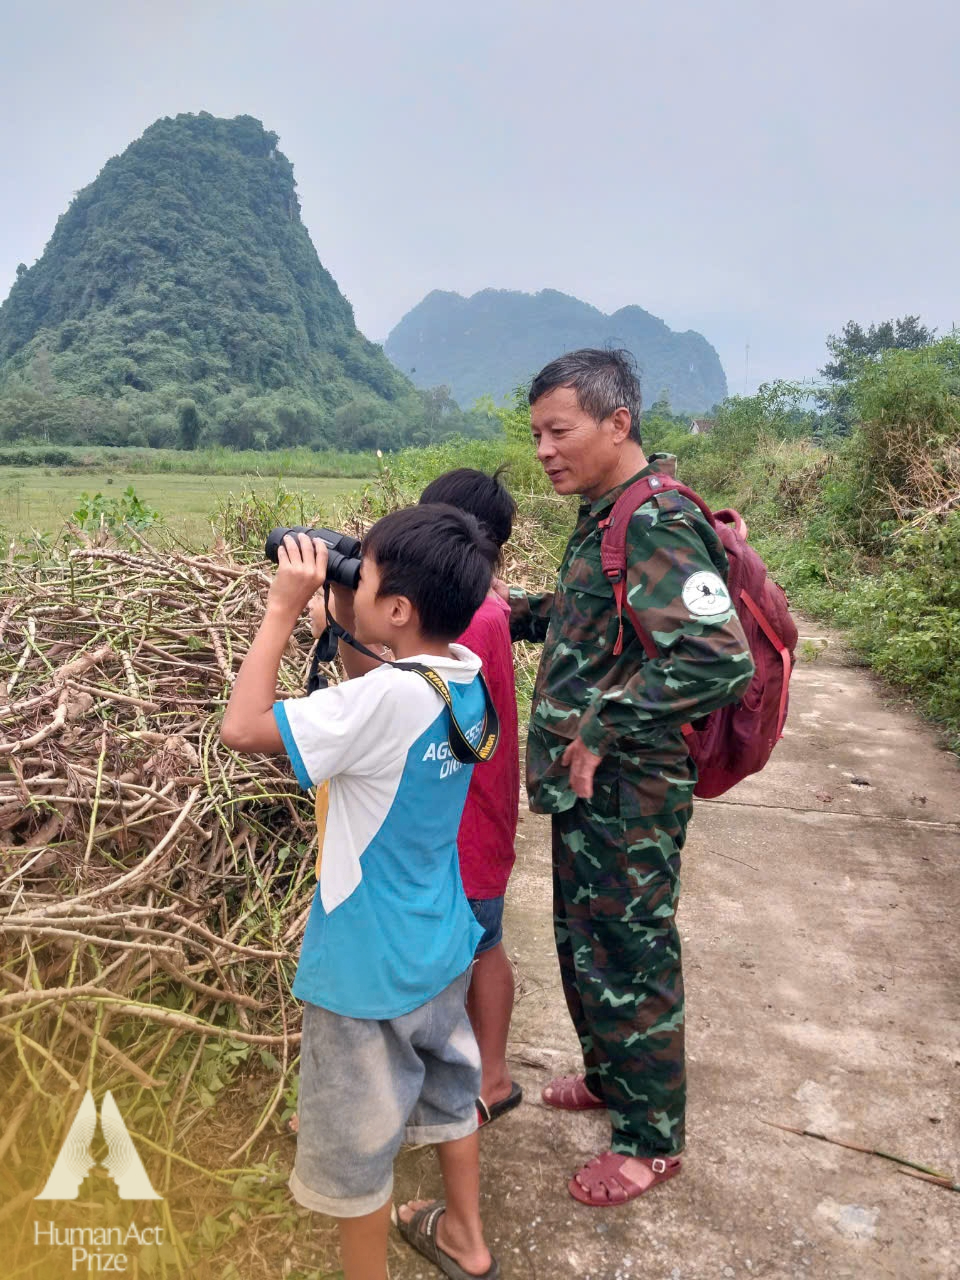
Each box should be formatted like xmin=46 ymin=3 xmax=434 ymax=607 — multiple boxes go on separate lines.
xmin=561 ymin=737 xmax=602 ymax=800
xmin=268 ymin=533 xmax=329 ymax=618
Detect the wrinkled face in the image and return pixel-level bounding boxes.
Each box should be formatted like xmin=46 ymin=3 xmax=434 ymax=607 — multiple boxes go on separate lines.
xmin=529 ymin=386 xmax=624 ymax=500
xmin=352 ymin=553 xmax=397 ymax=646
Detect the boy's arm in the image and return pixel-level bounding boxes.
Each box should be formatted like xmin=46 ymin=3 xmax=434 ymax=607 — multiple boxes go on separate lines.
xmin=221 ymin=534 xmax=329 ymax=753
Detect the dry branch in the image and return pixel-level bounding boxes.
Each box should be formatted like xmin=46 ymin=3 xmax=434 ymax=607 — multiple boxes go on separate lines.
xmin=0 ymin=544 xmax=321 ymax=1121
xmin=0 ymin=506 xmax=549 ymax=1175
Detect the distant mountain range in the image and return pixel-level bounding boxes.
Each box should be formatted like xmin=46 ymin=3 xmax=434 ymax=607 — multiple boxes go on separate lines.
xmin=384 ymin=289 xmax=727 ymax=414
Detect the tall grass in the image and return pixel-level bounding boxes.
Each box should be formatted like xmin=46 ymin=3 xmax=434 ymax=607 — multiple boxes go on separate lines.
xmin=0 ymin=443 xmax=378 ymax=477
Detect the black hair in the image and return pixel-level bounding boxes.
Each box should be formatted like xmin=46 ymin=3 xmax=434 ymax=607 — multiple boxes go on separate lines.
xmin=528 ymin=347 xmax=643 ymax=444
xmin=418 ymin=466 xmax=516 ymax=552
xmin=360 ymin=504 xmax=496 ymax=640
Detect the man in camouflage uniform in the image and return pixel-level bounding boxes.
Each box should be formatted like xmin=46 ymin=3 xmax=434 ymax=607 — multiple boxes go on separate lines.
xmin=499 ymin=349 xmax=754 ymax=1205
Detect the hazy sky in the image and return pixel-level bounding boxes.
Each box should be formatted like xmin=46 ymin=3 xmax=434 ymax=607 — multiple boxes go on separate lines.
xmin=2 ymin=0 xmax=957 ymax=396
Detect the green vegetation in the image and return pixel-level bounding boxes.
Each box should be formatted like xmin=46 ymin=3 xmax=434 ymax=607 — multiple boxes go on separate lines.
xmin=640 ymin=338 xmax=960 ymax=752
xmin=0 ymin=443 xmax=378 ymax=475
xmin=377 ymin=337 xmax=960 ymax=753
xmin=817 ymin=314 xmax=936 ymax=434
xmin=0 ymin=467 xmax=366 ymax=544
xmin=384 ymin=287 xmax=728 ymax=415
xmin=0 ymin=113 xmax=499 ymax=452
xmin=70 ymin=483 xmax=160 ymax=538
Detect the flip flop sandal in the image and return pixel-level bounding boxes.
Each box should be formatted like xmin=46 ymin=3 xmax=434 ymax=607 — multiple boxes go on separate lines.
xmin=568 ymin=1152 xmax=682 ymax=1206
xmin=393 ymin=1200 xmax=501 ymax=1279
xmin=541 ymin=1073 xmax=605 ymax=1111
xmin=476 ymin=1080 xmax=523 ymax=1127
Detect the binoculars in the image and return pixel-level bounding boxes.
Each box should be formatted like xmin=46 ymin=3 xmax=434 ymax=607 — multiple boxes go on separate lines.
xmin=264 ymin=527 xmax=362 ymax=589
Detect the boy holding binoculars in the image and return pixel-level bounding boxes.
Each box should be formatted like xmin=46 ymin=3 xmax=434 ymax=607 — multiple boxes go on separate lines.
xmin=222 ymin=503 xmax=501 ymax=1280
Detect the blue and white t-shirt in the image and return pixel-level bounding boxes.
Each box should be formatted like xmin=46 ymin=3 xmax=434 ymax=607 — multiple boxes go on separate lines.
xmin=273 ymin=645 xmax=486 ymax=1019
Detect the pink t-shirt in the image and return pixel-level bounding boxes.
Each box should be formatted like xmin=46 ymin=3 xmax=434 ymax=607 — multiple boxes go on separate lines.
xmin=456 ymin=594 xmax=519 ymax=899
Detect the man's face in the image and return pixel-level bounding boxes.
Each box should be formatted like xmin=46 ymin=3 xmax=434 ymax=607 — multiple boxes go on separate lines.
xmin=529 ymin=386 xmax=625 ymax=500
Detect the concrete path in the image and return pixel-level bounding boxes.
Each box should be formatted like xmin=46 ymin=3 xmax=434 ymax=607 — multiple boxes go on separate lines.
xmin=392 ymin=626 xmax=960 ymax=1280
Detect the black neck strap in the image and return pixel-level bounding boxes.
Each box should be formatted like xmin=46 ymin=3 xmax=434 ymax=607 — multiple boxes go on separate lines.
xmin=307 ymin=613 xmax=500 ymax=765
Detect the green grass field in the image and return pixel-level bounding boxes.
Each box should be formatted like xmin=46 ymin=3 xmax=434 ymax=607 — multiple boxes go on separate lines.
xmin=0 ymin=466 xmax=371 ymax=545
xmin=0 ymin=443 xmax=379 ymax=476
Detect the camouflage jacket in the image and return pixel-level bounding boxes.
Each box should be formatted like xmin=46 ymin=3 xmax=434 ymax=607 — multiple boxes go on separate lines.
xmin=510 ymin=455 xmax=755 ymax=814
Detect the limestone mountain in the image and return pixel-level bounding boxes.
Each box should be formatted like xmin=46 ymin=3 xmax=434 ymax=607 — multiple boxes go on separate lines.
xmin=384 ymin=289 xmax=727 ymax=415
xmin=0 ymin=113 xmax=433 ymax=450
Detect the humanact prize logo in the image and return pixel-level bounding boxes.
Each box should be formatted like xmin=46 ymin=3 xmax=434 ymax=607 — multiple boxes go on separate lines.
xmin=33 ymin=1088 xmax=165 ymax=1273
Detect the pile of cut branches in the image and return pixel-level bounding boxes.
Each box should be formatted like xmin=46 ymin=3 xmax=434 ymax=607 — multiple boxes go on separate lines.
xmin=0 ymin=471 xmax=561 ymax=1276
xmin=0 ymin=483 xmax=558 ymax=1227
xmin=0 ymin=538 xmax=329 ymax=1200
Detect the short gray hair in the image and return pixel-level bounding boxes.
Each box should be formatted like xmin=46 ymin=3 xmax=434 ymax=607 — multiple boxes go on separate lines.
xmin=528 ymin=348 xmax=643 ymax=443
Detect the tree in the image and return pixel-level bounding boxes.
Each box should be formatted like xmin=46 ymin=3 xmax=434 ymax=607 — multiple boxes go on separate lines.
xmin=219 ymin=399 xmax=273 ymax=451
xmin=647 ymin=391 xmax=672 ymax=419
xmin=176 ymin=398 xmax=202 ymax=450
xmin=416 ymin=385 xmax=464 ymax=437
xmin=821 ymin=316 xmax=935 ymax=383
xmin=818 ymin=316 xmax=935 ymax=433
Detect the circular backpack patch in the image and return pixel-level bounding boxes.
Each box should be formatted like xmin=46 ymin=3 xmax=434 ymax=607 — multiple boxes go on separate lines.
xmin=681 ymin=571 xmax=731 ymax=617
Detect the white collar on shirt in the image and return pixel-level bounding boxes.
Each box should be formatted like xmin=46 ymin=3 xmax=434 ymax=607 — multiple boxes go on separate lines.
xmin=383 ymin=643 xmax=481 ymax=684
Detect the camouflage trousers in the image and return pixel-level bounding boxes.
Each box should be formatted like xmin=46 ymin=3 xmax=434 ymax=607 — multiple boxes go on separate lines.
xmin=551 ymin=783 xmax=689 ymax=1157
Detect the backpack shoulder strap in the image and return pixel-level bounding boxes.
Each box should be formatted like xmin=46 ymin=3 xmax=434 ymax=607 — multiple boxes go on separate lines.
xmin=598 ymin=475 xmax=717 ymax=658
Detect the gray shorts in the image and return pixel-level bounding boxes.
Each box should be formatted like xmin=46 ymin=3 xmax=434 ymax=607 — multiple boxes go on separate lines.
xmin=289 ymin=971 xmax=480 ymax=1218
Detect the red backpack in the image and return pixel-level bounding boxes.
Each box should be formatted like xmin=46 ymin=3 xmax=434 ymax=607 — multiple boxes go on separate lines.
xmin=599 ymin=475 xmax=798 ymax=798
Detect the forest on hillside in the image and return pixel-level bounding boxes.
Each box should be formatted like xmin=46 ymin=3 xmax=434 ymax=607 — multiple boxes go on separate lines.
xmin=0 ymin=113 xmax=499 ymax=452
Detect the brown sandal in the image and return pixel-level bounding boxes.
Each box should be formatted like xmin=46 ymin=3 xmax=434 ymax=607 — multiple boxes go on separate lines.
xmin=541 ymin=1074 xmax=605 ymax=1111
xmin=568 ymin=1152 xmax=682 ymax=1206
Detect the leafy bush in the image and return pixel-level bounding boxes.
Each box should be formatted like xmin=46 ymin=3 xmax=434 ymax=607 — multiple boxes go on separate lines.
xmin=837 ymin=515 xmax=960 ymax=749
xmin=211 ymin=479 xmax=318 ymax=555
xmin=827 ymin=337 xmax=960 ymax=545
xmin=655 ymin=373 xmax=960 ymax=753
xmin=71 ymin=484 xmax=160 ymax=540
xmin=0 ymin=447 xmax=75 ymax=467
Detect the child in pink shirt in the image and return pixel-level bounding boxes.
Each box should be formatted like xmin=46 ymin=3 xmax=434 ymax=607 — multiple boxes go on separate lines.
xmin=419 ymin=469 xmax=521 ymax=1125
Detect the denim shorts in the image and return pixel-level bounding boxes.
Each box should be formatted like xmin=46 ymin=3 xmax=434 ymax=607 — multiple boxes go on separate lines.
xmin=289 ymin=971 xmax=480 ymax=1218
xmin=468 ymin=896 xmax=504 ymax=954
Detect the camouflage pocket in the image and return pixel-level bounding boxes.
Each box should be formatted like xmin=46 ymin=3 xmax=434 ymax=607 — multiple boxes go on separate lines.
xmin=614 ymin=743 xmax=695 ymax=820
xmin=567 ymin=800 xmax=683 ymax=923
xmin=525 ymin=723 xmax=578 ymax=814
xmin=529 ymin=692 xmax=583 ymax=743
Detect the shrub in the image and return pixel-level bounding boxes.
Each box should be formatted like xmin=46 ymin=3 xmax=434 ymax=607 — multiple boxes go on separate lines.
xmin=829 ymin=337 xmax=960 ymax=545
xmin=71 ymin=485 xmax=160 ymax=541
xmin=840 ymin=514 xmax=960 ymax=749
